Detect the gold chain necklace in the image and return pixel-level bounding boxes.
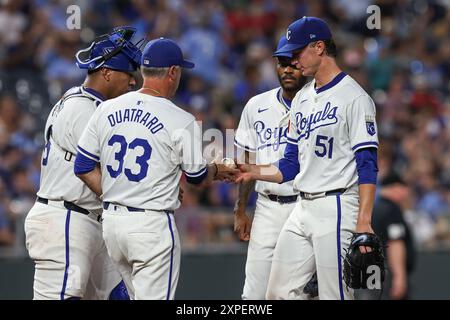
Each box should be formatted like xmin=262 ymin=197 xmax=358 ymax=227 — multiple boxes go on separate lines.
xmin=139 ymin=87 xmax=162 ymax=96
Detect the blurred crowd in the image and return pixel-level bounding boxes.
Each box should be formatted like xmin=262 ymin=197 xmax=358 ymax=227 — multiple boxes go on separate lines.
xmin=1 ymin=0 xmax=450 ymax=251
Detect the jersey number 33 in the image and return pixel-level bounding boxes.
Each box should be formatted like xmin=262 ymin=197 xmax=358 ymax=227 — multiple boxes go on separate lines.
xmin=107 ymin=134 xmax=152 ymax=182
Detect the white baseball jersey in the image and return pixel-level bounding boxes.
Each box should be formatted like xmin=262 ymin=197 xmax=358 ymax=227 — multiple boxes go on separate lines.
xmin=288 ymin=73 xmax=379 ymax=193
xmin=267 ymin=72 xmax=379 ymax=300
xmin=77 ymin=91 xmax=206 ymax=211
xmin=37 ymin=86 xmax=104 ymax=210
xmin=235 ymin=87 xmax=296 ymax=196
xmin=28 ymin=86 xmax=124 ymax=300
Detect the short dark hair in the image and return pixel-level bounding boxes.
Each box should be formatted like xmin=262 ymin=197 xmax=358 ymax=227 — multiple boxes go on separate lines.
xmin=323 ymin=39 xmax=337 ymax=57
xmin=308 ymin=39 xmax=337 ymax=57
xmin=87 ymin=69 xmax=100 ymax=75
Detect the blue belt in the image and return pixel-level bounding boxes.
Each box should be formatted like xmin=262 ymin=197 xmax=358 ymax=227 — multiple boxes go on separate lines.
xmin=267 ymin=194 xmax=298 ymax=204
xmin=103 ymin=202 xmax=144 ymax=212
xmin=299 ymin=188 xmax=347 ymax=200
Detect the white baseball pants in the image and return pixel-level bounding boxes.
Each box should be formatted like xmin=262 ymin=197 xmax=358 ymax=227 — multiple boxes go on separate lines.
xmin=102 ymin=205 xmax=180 ymax=300
xmin=25 ymin=202 xmax=122 ymax=300
xmin=242 ymin=195 xmax=296 ymax=300
xmin=266 ymin=186 xmax=359 ymax=300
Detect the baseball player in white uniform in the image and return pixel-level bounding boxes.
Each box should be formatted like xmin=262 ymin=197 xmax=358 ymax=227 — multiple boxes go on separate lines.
xmin=24 ymin=27 xmax=143 ymax=300
xmin=74 ymin=38 xmax=237 ymax=300
xmin=234 ymin=35 xmax=307 ymax=300
xmin=236 ymin=17 xmax=379 ymax=300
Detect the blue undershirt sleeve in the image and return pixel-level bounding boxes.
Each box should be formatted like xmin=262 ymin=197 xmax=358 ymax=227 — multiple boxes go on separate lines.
xmin=276 ymin=142 xmax=300 ymax=184
xmin=355 ymin=147 xmax=378 ymax=184
xmin=74 ymin=151 xmax=98 ymax=175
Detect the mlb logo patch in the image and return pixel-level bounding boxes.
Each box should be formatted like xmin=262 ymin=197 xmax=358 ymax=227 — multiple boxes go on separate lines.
xmin=366 ymin=121 xmax=376 ymax=136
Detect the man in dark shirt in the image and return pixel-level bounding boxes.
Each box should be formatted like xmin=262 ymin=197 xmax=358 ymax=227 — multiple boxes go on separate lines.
xmin=372 ymin=173 xmax=416 ymax=299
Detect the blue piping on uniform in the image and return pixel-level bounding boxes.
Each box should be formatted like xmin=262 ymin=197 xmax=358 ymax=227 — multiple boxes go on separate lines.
xmin=336 ymin=195 xmax=344 ymax=300
xmin=166 ymin=212 xmax=175 ymax=300
xmin=60 ymin=209 xmax=72 ymax=300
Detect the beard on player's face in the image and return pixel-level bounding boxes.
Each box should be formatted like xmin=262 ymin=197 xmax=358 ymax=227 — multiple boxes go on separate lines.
xmin=277 ymin=73 xmax=304 ymax=93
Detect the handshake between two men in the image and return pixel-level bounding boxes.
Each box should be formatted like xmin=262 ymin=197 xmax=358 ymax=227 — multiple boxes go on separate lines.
xmin=212 ymin=158 xmax=282 ymax=185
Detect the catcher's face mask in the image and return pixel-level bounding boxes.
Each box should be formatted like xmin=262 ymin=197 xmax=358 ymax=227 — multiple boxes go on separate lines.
xmin=75 ymin=26 xmax=145 ymax=73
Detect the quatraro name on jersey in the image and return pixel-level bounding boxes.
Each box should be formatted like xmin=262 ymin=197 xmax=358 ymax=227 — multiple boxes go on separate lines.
xmin=106 ymin=105 xmax=164 ymax=134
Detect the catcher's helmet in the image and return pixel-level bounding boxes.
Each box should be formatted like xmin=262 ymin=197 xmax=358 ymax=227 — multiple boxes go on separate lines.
xmin=76 ymin=26 xmax=144 ymax=73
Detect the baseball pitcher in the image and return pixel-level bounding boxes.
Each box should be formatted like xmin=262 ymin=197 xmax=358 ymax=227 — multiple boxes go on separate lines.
xmin=236 ymin=17 xmax=382 ymax=300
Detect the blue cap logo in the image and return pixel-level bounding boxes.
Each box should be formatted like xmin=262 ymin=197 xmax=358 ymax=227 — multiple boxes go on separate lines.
xmin=274 ymin=17 xmax=332 ymax=56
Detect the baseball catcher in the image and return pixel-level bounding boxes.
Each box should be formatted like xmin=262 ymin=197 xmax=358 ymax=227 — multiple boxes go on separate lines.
xmin=24 ymin=26 xmax=143 ymax=300
xmin=343 ymin=232 xmax=386 ymax=289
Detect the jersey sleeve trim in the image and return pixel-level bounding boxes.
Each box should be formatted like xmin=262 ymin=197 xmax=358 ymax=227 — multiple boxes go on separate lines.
xmin=351 ymin=141 xmax=379 ymax=151
xmin=74 ymin=152 xmax=97 ymax=175
xmin=185 ymin=167 xmax=208 ymax=185
xmin=234 ymin=138 xmax=256 ymax=152
xmin=77 ymin=146 xmax=100 ymax=161
xmin=183 ymin=166 xmax=207 ymax=178
xmin=287 ymin=137 xmax=299 ymax=145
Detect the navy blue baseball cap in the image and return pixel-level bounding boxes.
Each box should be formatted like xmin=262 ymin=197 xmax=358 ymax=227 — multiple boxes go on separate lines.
xmin=274 ymin=17 xmax=332 ymax=55
xmin=272 ymin=35 xmax=292 ymax=58
xmin=141 ymin=38 xmax=194 ymax=69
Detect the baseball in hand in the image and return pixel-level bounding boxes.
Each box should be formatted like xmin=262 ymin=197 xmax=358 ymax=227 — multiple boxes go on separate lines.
xmin=221 ymin=157 xmax=237 ymax=169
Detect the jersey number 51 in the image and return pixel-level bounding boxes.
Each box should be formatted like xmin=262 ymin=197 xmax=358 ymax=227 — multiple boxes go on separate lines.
xmin=315 ymin=135 xmax=334 ymax=159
